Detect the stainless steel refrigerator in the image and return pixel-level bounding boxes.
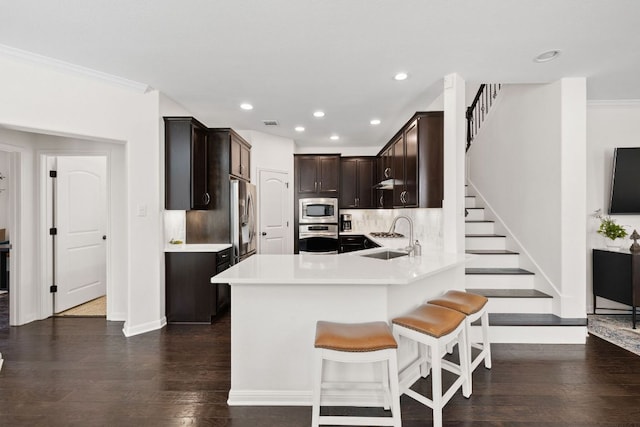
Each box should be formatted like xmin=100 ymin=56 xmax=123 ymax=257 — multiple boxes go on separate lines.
xmin=230 ymin=179 xmax=257 ymax=264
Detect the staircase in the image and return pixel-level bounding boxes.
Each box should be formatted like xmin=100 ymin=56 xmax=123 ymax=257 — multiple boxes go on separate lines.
xmin=464 ymin=189 xmax=587 ymax=343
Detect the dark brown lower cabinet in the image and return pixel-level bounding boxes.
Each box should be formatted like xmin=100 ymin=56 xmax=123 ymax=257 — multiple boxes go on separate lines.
xmin=165 ymin=248 xmax=232 ymax=323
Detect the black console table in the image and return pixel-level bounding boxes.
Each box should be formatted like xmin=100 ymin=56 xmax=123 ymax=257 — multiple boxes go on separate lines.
xmin=593 ymin=248 xmax=640 ymax=328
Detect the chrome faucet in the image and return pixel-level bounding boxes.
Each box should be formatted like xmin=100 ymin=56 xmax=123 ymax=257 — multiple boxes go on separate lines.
xmin=388 ymin=215 xmax=415 ymax=256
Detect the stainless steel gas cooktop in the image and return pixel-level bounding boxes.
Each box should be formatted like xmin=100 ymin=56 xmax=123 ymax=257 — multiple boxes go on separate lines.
xmin=369 ymin=231 xmax=405 ymax=238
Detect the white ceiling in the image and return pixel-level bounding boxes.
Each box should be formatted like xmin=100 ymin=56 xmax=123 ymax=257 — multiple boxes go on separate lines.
xmin=1 ymin=0 xmax=639 ymax=148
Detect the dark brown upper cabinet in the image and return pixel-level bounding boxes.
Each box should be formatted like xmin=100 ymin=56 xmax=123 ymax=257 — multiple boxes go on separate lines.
xmin=164 ymin=117 xmax=213 ymax=210
xmin=377 ymin=111 xmax=444 ymax=209
xmin=376 ymin=146 xmax=394 ymax=208
xmin=340 ymin=157 xmax=375 ymax=209
xmin=230 ymin=133 xmax=251 ymax=181
xmin=210 ymin=128 xmax=251 ymax=182
xmin=294 ymin=154 xmax=340 ymax=195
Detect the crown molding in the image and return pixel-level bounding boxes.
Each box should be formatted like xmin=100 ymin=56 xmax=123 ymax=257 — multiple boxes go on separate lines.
xmin=588 ymin=99 xmax=640 ymax=107
xmin=0 ymin=44 xmax=150 ymax=94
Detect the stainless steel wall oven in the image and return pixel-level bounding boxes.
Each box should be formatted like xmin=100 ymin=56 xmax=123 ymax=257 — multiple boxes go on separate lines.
xmin=298 ymin=224 xmax=338 ymax=254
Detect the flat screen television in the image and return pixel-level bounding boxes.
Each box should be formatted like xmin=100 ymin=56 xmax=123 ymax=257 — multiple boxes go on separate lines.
xmin=609 ymin=147 xmax=640 ymax=214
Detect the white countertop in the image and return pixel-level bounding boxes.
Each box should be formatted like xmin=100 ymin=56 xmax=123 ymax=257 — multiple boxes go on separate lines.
xmin=211 ymin=249 xmax=470 ymax=285
xmin=164 ymin=243 xmax=232 ymax=252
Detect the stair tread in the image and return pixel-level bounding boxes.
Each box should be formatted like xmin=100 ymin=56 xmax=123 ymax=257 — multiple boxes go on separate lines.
xmin=466 ymin=249 xmax=518 ymax=255
xmin=473 ymin=313 xmax=587 ymax=327
xmin=465 ymin=234 xmax=506 ymax=238
xmin=465 ymin=220 xmax=494 ymax=223
xmin=466 ymin=288 xmax=552 ymax=298
xmin=466 ymin=267 xmax=534 ymax=275
xmin=465 ymin=207 xmax=484 ymax=210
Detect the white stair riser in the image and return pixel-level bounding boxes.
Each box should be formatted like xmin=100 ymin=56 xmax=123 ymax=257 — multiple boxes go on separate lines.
xmin=465 ymin=236 xmax=506 ymax=250
xmin=465 ymin=222 xmax=495 ymax=234
xmin=470 ymin=325 xmax=587 ymax=344
xmin=486 ymin=297 xmax=553 ymax=314
xmin=466 ymin=254 xmax=520 ymax=268
xmin=465 ymin=196 xmax=476 ymax=208
xmin=465 ymin=273 xmax=534 ymax=289
xmin=465 ymin=209 xmax=485 ymax=221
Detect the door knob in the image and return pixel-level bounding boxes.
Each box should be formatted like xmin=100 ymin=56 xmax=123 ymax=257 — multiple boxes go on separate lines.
xmin=261 ymin=232 xmax=267 ymax=236
xmin=102 ymin=235 xmax=107 ymax=240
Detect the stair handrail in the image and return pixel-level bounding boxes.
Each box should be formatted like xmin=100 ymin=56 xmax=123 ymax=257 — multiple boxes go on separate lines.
xmin=466 ymin=83 xmax=502 ymax=151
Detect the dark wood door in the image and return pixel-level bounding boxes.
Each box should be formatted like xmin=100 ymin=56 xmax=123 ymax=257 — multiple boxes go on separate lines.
xmin=392 ymin=135 xmax=405 ymax=206
xmin=340 ymin=158 xmax=358 ymax=208
xmin=356 ymin=157 xmax=375 ymax=208
xmin=240 ymin=143 xmax=250 ymax=180
xmin=404 ymin=120 xmax=418 ymax=207
xmin=297 ymin=156 xmax=319 ymax=194
xmin=318 ymin=156 xmax=340 ymax=194
xmin=230 ymin=135 xmax=251 ymax=181
xmin=230 ymin=136 xmax=242 ymax=179
xmin=166 ymin=252 xmax=216 ymax=323
xmin=191 ymin=126 xmax=210 ymax=209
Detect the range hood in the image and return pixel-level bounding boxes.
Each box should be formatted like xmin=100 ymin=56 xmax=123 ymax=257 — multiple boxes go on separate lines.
xmin=373 ymin=179 xmax=400 ymax=190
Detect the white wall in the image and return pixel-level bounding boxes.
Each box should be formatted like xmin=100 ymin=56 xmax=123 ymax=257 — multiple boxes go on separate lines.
xmin=238 ymin=130 xmax=296 ymax=253
xmin=294 ymin=145 xmax=379 ymax=156
xmin=469 ymin=83 xmax=562 ymax=284
xmin=587 ymin=101 xmax=640 ymax=311
xmin=0 ymin=54 xmax=164 ymax=335
xmin=468 ymin=80 xmax=588 ymax=318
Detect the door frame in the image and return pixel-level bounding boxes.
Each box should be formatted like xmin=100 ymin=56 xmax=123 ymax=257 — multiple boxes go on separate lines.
xmin=256 ymin=167 xmax=292 ymax=254
xmin=0 ymin=147 xmax=22 ymax=327
xmin=39 ymin=152 xmax=111 ymax=319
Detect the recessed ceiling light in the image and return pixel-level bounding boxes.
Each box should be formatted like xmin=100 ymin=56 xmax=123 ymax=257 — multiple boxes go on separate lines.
xmin=313 ymin=111 xmax=325 ymax=118
xmin=534 ymin=50 xmax=561 ymax=63
xmin=295 ymin=126 xmax=305 ymax=132
xmin=394 ymin=72 xmax=408 ymax=81
xmin=240 ymin=103 xmax=253 ymax=110
xmin=330 ymin=135 xmax=339 ymax=141
xmin=370 ymin=119 xmax=381 ymax=125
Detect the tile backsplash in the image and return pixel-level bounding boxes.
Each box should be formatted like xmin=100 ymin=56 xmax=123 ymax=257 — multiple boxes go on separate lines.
xmin=164 ymin=210 xmax=186 ymax=243
xmin=341 ymin=208 xmax=443 ymax=251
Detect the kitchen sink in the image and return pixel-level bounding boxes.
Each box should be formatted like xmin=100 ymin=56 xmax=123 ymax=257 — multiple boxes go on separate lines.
xmin=360 ymin=250 xmax=408 ymax=260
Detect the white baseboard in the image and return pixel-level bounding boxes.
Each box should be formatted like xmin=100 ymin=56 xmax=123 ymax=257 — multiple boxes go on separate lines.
xmin=122 ymin=316 xmax=167 ymax=337
xmin=227 ymin=388 xmax=402 ymax=407
xmin=107 ymin=311 xmax=126 ymax=322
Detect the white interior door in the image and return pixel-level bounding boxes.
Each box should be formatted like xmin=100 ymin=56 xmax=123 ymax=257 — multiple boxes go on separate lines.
xmin=54 ymin=156 xmax=107 ymax=313
xmin=258 ymin=170 xmax=290 ymax=254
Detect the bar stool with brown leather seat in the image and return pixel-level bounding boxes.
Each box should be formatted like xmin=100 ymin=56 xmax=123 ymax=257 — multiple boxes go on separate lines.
xmin=312 ymin=320 xmax=402 ymax=427
xmin=392 ymin=303 xmax=470 ymax=427
xmin=428 ymin=290 xmax=491 ymax=393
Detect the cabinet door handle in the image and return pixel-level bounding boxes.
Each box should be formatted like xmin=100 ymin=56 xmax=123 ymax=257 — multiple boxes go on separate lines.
xmin=261 ymin=232 xmax=267 ymax=236
xmin=384 ymin=167 xmax=391 ymax=179
xmin=379 ymin=196 xmax=383 ymax=207
xmin=400 ymin=191 xmax=406 ymax=204
xmin=319 ymin=181 xmax=322 ymax=191
xmin=314 ymin=181 xmax=317 ymax=192
xmin=355 ymin=197 xmax=359 ymax=207
xmin=203 ymin=192 xmax=211 ymax=205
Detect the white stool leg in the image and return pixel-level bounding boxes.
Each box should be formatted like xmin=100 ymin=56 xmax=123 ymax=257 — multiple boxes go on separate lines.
xmin=419 ymin=342 xmax=431 ymax=378
xmin=311 ymin=350 xmax=323 ymax=427
xmin=431 ymin=340 xmax=443 ymax=427
xmin=481 ymin=310 xmax=492 ymax=369
xmin=381 ymin=360 xmax=391 ymax=410
xmin=458 ymin=326 xmax=471 ymax=399
xmin=387 ymin=351 xmax=402 ymax=427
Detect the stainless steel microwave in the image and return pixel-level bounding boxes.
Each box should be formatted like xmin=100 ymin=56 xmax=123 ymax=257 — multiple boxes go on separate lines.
xmin=299 ymin=198 xmax=338 ymax=224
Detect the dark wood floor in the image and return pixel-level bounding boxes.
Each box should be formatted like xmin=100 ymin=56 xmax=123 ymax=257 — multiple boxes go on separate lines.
xmin=2 ymin=296 xmax=640 ymax=426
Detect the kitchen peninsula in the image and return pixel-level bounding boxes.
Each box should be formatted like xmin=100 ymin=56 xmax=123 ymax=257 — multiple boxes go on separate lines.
xmin=211 ymin=248 xmax=470 ymax=406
